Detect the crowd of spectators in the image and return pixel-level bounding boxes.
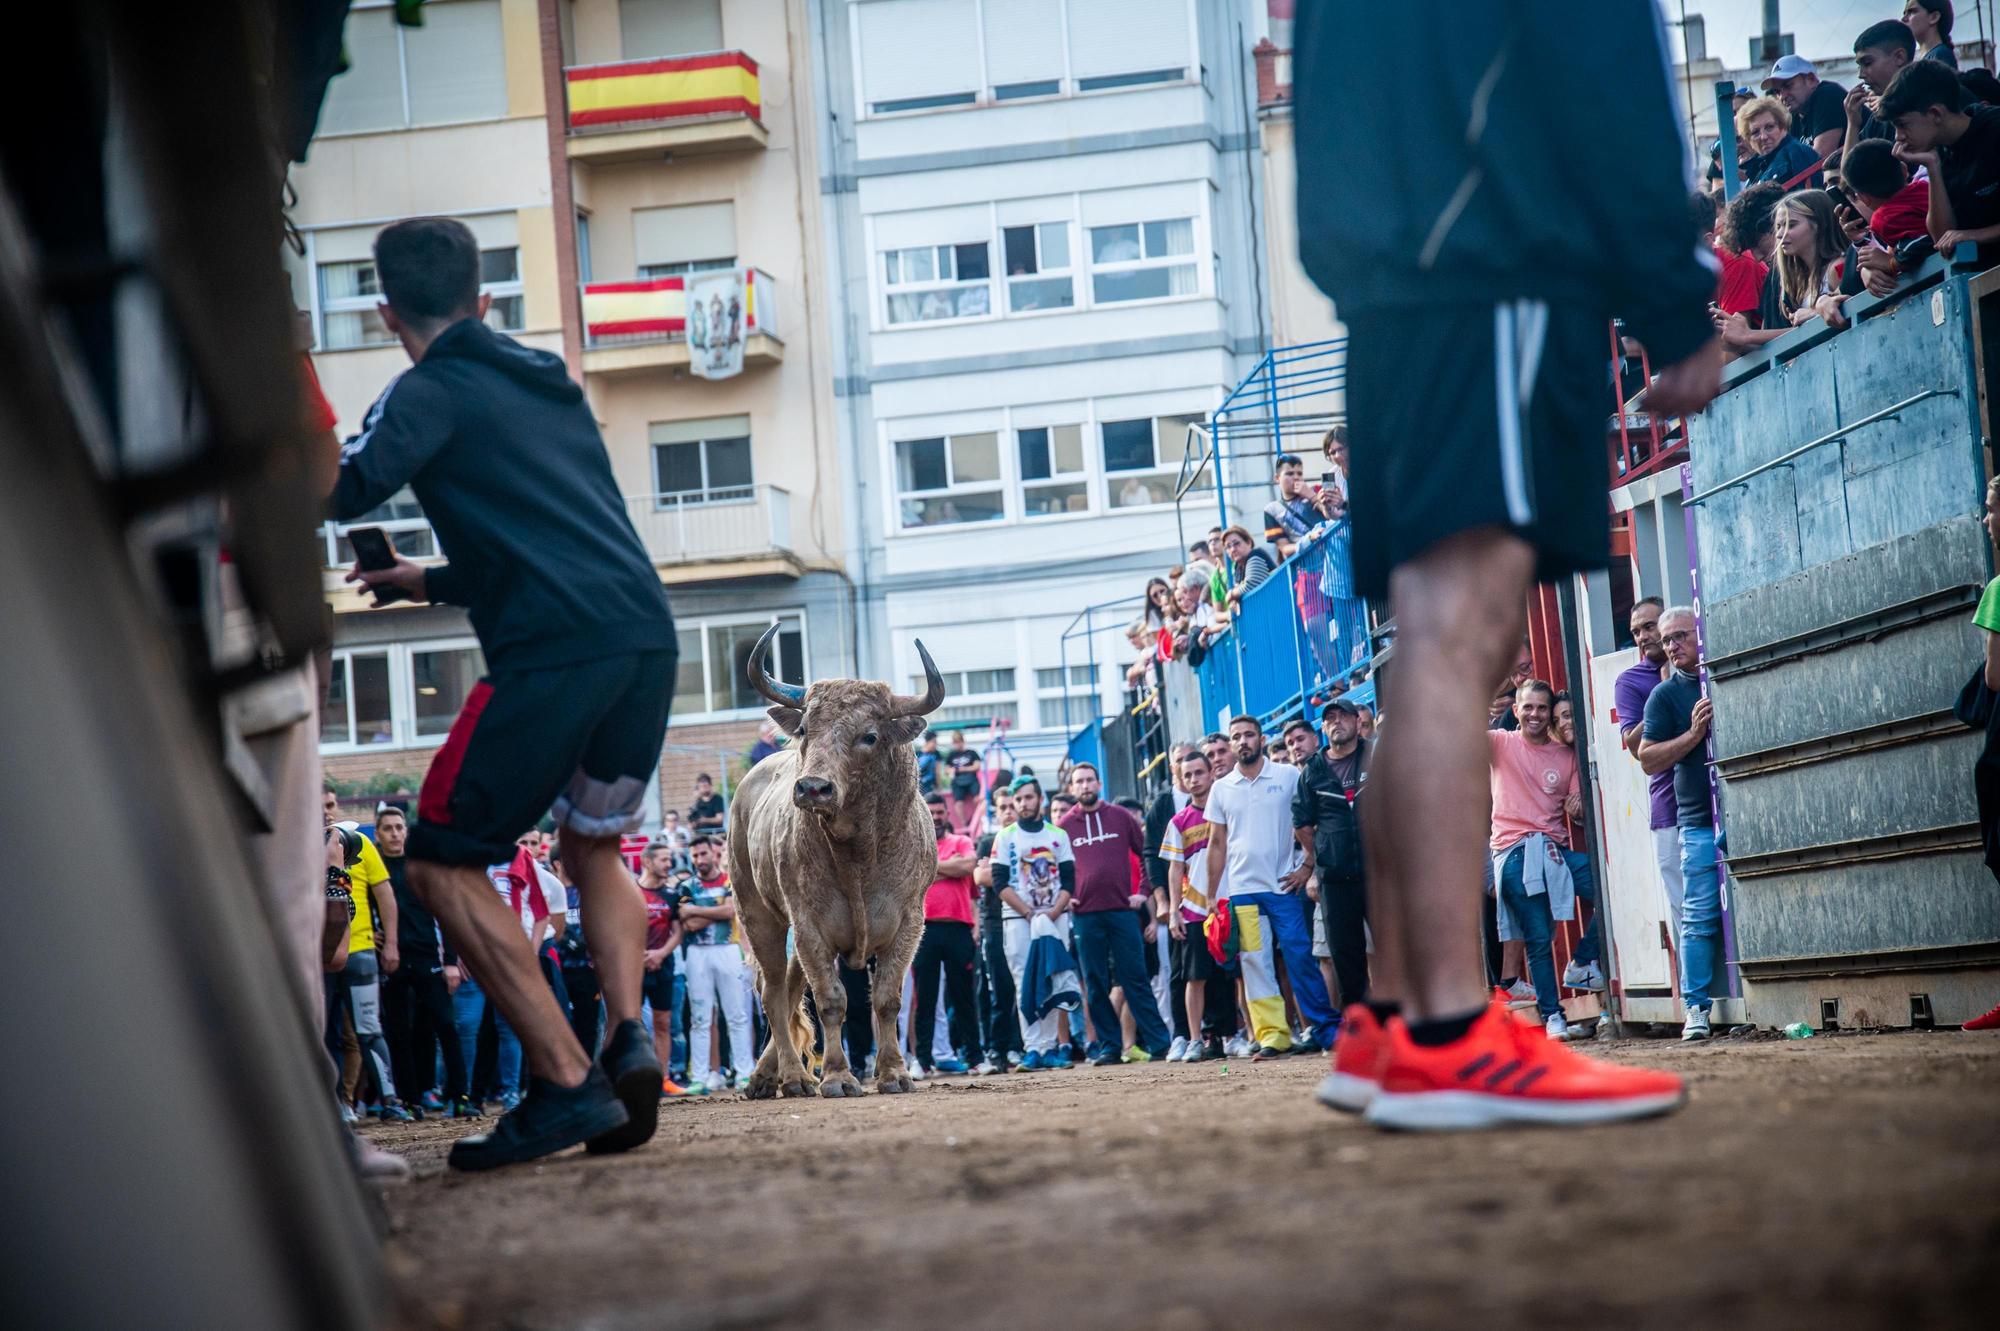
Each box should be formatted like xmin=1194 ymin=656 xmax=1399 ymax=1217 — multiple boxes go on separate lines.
xmin=1693 ymin=13 xmax=2000 ymax=367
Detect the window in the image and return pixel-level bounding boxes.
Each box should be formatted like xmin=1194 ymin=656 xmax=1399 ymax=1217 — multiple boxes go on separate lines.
xmin=921 ymin=667 xmax=1016 ymax=695
xmin=651 ymin=415 xmax=753 ymax=506
xmin=1036 ymin=664 xmax=1097 ymax=690
xmin=1037 ymin=663 xmax=1099 ymax=725
xmin=921 ymin=666 xmax=1018 ymax=730
xmin=1076 ymin=68 xmax=1184 ymax=92
xmin=1016 ymin=424 xmax=1087 ymax=517
xmin=983 ymin=0 xmax=1063 ymax=100
xmin=883 ymin=242 xmax=991 ymax=324
xmin=322 ymin=652 xmax=394 ymax=748
xmin=617 ymin=0 xmax=722 ymax=58
xmin=319 ymin=641 xmax=486 ymax=752
xmin=411 ymin=646 xmax=486 ymax=738
xmin=317 ymin=245 xmax=524 ymax=350
xmin=671 ymin=614 xmax=806 ymax=718
xmin=1101 ymin=413 xmax=1204 ymax=510
xmin=1002 ymin=222 xmax=1074 ymax=313
xmin=857 ymin=0 xmax=982 ymax=115
xmin=317 ymin=1 xmax=507 ymax=135
xmin=321 ymin=487 xmax=439 ymax=567
xmin=894 ymin=431 xmax=1004 ymax=529
xmin=1089 ymin=219 xmax=1197 ymax=304
xmin=634 ymin=201 xmax=736 ymax=279
xmin=994 ymin=80 xmax=1060 ymax=100
xmin=1067 ymin=0 xmax=1192 ymax=92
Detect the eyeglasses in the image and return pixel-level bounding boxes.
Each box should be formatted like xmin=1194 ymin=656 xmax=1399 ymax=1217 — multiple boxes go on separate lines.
xmin=1662 ymin=629 xmax=1696 ymax=645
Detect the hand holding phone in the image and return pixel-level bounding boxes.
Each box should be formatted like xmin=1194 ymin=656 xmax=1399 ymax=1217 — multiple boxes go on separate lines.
xmin=344 ymin=526 xmax=414 ymax=606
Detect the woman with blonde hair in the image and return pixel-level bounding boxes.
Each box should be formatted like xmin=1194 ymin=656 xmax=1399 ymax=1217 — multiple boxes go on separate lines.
xmin=1736 ymin=95 xmax=1820 ymax=187
xmin=1773 ymin=190 xmax=1847 ymax=325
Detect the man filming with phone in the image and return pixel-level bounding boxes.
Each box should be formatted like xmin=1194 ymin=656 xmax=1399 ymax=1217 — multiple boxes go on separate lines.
xmin=326 ymin=217 xmax=679 ymax=1171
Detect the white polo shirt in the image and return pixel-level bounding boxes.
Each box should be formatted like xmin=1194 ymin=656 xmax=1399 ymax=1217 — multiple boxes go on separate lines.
xmin=1205 ymin=758 xmax=1302 ymax=897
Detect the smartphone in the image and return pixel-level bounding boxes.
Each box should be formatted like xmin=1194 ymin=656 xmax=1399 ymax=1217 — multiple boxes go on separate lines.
xmin=345 ymin=526 xmax=406 ymax=605
xmin=1825 ymin=183 xmax=1851 ymax=212
xmin=1320 ymin=471 xmax=1337 ymax=486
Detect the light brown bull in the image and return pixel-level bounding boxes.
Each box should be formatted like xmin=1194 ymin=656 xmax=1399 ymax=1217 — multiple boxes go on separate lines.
xmin=727 ymin=626 xmax=945 ymax=1098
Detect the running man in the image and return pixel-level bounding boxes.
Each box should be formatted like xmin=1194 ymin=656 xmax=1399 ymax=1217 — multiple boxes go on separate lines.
xmin=330 ymin=218 xmax=678 ymax=1168
xmin=1294 ymin=5 xmax=1721 ymax=1128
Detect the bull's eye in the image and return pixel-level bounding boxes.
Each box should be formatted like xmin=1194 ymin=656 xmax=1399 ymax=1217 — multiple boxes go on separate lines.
xmin=860 ymin=731 xmax=878 ymax=746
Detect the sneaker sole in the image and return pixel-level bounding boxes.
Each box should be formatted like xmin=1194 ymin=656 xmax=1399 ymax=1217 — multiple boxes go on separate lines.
xmin=584 ymin=1059 xmax=664 ymax=1156
xmin=1315 ymin=1070 xmax=1379 ymax=1113
xmin=1363 ymin=1087 xmax=1687 ymax=1131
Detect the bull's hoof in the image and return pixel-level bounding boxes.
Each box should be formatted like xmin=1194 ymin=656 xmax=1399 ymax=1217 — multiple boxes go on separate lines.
xmin=876 ymin=1071 xmax=915 ymax=1094
xmin=747 ymin=1065 xmax=812 ymax=1100
xmin=744 ymin=1072 xmax=780 ymax=1100
xmin=819 ymin=1071 xmax=863 ymax=1098
xmin=781 ymin=1073 xmax=820 ymax=1098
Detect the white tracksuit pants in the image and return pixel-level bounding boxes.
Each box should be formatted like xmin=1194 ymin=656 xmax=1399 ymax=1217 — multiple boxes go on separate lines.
xmin=1003 ymin=915 xmax=1071 ymax=1054
xmin=685 ymin=942 xmax=754 ymax=1088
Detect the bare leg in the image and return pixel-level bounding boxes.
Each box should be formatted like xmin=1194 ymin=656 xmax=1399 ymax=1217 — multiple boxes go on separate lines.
xmin=1185 ymin=977 xmax=1206 ymax=1041
xmin=409 ymin=861 xmax=590 ymax=1086
xmin=559 ymin=830 xmax=646 ymax=1028
xmin=650 ymin=1007 xmax=673 ymax=1075
xmin=1363 ymin=527 xmax=1534 ymax=1020
xmin=869 ymin=912 xmax=926 ymax=1093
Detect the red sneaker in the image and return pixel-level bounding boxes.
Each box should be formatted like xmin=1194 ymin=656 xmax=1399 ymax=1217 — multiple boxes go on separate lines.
xmin=1965 ymin=1000 xmax=2000 ymax=1031
xmin=1316 ymin=1005 xmax=1388 ymax=1113
xmin=1365 ymin=1002 xmax=1686 ymax=1131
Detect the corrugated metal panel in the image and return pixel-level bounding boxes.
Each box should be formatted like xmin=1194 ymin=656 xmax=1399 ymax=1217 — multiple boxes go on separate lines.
xmin=1730 ymin=852 xmax=1997 ymax=962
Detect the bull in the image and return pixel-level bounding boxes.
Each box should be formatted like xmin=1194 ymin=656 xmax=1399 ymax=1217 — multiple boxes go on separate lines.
xmin=727 ymin=625 xmax=946 ymax=1098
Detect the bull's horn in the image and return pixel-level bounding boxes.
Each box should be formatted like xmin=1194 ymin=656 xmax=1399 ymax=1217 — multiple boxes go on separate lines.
xmin=747 ymin=623 xmax=805 ymax=707
xmin=890 ymin=639 xmax=946 ymax=717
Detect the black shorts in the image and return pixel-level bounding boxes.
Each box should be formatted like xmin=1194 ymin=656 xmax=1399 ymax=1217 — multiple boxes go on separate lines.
xmin=410 ymin=649 xmax=676 ymax=868
xmin=642 ymin=956 xmax=677 ymax=1010
xmin=1171 ymin=922 xmax=1228 ymax=983
xmin=1343 ymin=300 xmax=1613 ymax=601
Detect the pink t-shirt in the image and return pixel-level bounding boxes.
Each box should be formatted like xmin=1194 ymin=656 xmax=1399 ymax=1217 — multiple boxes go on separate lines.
xmin=923 ymin=832 xmax=978 ymax=924
xmin=1488 ymin=729 xmax=1578 ymax=853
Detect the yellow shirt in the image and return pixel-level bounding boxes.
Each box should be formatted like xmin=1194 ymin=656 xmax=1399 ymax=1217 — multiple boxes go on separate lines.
xmin=347 ymin=835 xmax=389 ymax=957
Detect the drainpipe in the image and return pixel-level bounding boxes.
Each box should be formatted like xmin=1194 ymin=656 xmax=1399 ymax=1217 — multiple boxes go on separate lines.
xmin=537 ymin=0 xmax=583 ymax=376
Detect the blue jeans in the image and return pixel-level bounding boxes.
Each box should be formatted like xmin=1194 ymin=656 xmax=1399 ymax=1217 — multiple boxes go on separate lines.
xmin=1496 ymin=842 xmax=1600 ymax=1020
xmin=1677 ymin=824 xmax=1723 ymax=1010
xmin=1233 ymin=890 xmax=1340 ymax=1047
xmin=1072 ymin=909 xmax=1172 ymax=1061
xmin=452 ymin=973 xmax=521 ymax=1097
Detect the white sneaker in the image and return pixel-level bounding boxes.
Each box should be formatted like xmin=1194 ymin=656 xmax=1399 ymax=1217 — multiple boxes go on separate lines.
xmin=1005 ymin=1050 xmax=1023 ymax=1069
xmin=1166 ymin=1036 xmax=1189 ymax=1063
xmin=1562 ymin=960 xmax=1607 ymax=993
xmin=1503 ymin=979 xmax=1538 ymax=1008
xmin=1681 ymin=1004 xmax=1712 ymax=1041
xmin=1225 ymin=1036 xmax=1255 ymax=1059
xmin=908 ymin=1063 xmax=928 ymax=1081
xmin=1545 ymin=1013 xmax=1581 ymax=1042
xmin=1181 ymin=1040 xmax=1205 ymax=1062
xmin=974 ymin=1060 xmax=1001 ymax=1076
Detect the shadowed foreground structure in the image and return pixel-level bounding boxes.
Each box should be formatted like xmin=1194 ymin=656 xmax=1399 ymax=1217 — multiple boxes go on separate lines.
xmin=366 ymin=1032 xmax=2000 ymax=1329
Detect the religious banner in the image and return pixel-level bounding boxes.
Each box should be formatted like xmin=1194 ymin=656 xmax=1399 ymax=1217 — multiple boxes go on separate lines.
xmin=686 ymin=267 xmax=747 ymax=381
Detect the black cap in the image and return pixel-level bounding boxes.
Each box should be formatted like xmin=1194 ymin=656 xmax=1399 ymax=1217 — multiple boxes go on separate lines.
xmin=1320 ymin=698 xmax=1359 ymax=719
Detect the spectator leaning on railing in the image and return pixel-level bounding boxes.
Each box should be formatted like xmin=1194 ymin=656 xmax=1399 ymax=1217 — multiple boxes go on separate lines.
xmin=1834 ymin=138 xmax=1932 ymax=308
xmin=1738 ymin=94 xmax=1823 ymax=188
xmin=1263 ymin=453 xmax=1319 ymax=559
xmin=1697 ymin=190 xmax=1768 ymax=322
xmin=1220 ymin=525 xmax=1278 ymax=613
xmin=1717 ymin=181 xmax=1789 ymax=357
xmin=1882 ymin=58 xmax=2000 ymax=259
xmin=1773 ymin=190 xmax=1850 ymax=328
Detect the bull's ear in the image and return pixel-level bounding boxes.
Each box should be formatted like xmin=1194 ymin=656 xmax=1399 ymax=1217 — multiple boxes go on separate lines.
xmin=767 ymin=705 xmax=804 ymax=735
xmin=884 ymin=715 xmax=927 ymax=746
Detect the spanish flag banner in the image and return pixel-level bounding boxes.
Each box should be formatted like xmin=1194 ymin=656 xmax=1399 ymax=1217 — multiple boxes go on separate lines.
xmin=582 ymin=271 xmax=763 ymax=342
xmin=566 ymin=52 xmax=761 ymax=129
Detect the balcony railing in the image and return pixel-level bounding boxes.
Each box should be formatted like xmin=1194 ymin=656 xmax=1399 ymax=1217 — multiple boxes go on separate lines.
xmin=563 ymin=51 xmax=766 ymax=160
xmin=624 ymin=485 xmax=793 ymax=571
xmin=582 ymin=267 xmax=778 ymax=348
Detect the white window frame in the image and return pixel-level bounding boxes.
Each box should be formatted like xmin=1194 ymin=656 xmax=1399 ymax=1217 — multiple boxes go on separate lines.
xmin=1014 ymin=421 xmax=1090 ymax=521
xmin=881 ymin=241 xmax=995 ymax=326
xmin=851 ymin=0 xmax=1199 ymax=120
xmin=318 ymin=487 xmax=440 ymax=568
xmin=650 ymin=424 xmax=754 ymax=509
xmin=319 ymin=636 xmax=487 ymax=755
xmin=315 ymin=243 xmax=526 ymax=351
xmin=890 ymin=429 xmax=1008 ymax=531
xmin=672 ymin=610 xmax=811 ymax=724
xmin=1098 ymin=410 xmax=1208 ymax=513
xmin=1034 ymin=661 xmax=1100 ymax=730
xmin=1086 ymin=217 xmax=1202 ymax=308
xmin=1001 ymin=220 xmax=1076 ymax=316
xmin=637 ymin=256 xmax=739 ymax=280
xmin=921 ymin=666 xmax=1021 ymax=733
xmin=316 ymin=0 xmax=510 ymax=138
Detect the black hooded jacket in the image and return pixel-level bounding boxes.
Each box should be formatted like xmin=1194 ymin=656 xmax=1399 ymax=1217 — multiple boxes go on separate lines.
xmin=330 ymin=318 xmax=675 ymax=672
xmin=1294 ymin=2 xmax=1715 ymax=368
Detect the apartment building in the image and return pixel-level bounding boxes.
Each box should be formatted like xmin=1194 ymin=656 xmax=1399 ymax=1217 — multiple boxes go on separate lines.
xmin=291 ymin=0 xmax=845 ymax=808
xmin=811 ymin=0 xmax=1271 ymax=767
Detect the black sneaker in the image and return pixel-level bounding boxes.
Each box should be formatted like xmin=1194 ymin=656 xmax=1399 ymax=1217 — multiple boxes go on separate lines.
xmin=584 ymin=1018 xmax=663 ymax=1156
xmin=446 ymin=1067 xmax=629 ymax=1172
xmin=1203 ymin=1037 xmax=1226 ymax=1061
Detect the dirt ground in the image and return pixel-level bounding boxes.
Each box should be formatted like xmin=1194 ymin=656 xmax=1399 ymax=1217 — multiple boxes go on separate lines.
xmin=363 ymin=1031 xmax=2000 ymax=1330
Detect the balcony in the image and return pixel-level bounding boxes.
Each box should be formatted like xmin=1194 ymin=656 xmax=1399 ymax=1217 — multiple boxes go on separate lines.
xmin=625 ymin=485 xmax=800 ymax=584
xmin=564 ymin=51 xmax=767 ymax=163
xmin=580 ymin=267 xmax=782 ymax=378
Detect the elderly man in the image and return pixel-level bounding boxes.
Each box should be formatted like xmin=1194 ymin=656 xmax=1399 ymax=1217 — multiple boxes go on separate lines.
xmin=1613 ymin=598 xmax=1683 ymax=926
xmin=1638 ymin=608 xmax=1722 ymax=1042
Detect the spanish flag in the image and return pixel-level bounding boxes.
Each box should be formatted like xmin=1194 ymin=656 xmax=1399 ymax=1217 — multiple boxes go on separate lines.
xmin=566 ymin=52 xmax=761 ymax=129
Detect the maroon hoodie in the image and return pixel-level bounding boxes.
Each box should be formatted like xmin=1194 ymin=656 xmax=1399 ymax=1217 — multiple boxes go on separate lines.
xmin=1058 ymin=801 xmax=1146 ymax=914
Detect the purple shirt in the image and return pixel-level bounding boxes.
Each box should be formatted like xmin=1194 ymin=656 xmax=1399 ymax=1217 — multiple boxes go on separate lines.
xmin=1613 ymin=655 xmax=1675 ymax=830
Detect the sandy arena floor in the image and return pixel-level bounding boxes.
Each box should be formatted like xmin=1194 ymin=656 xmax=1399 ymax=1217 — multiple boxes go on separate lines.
xmin=362 ymin=1030 xmax=2000 ymax=1329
